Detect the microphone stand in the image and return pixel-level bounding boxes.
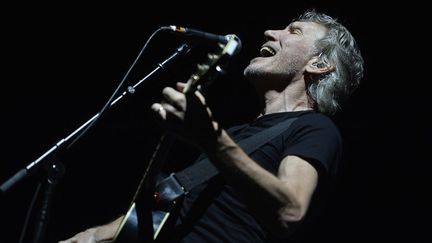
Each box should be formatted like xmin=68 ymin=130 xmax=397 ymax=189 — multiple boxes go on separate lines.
xmin=0 ymin=43 xmax=191 ymax=243
xmin=31 ymin=159 xmax=65 ymax=243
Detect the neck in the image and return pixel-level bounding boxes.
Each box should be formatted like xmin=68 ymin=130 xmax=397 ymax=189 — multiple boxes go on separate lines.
xmin=260 ymin=81 xmax=313 ymax=116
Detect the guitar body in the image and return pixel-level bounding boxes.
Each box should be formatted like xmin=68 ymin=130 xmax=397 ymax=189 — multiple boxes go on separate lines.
xmin=112 ymin=203 xmax=179 ymax=243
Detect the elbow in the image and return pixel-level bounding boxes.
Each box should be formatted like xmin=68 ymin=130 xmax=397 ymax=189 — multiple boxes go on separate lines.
xmin=269 ymin=205 xmax=307 ymax=238
xmin=280 ymin=204 xmax=307 ymax=223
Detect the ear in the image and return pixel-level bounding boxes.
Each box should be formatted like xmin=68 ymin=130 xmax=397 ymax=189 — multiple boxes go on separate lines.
xmin=305 ymin=56 xmax=335 ymax=75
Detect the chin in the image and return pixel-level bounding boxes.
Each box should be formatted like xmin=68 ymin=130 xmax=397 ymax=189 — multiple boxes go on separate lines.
xmin=244 ymin=61 xmax=262 ymax=78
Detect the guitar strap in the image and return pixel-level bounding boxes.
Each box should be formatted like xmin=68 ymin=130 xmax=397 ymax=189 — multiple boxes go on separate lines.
xmin=154 ymin=116 xmax=299 ymax=209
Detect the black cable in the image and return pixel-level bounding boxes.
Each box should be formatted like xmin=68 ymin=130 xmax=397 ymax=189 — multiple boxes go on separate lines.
xmin=66 ymin=26 xmax=169 ymax=150
xmin=18 ymin=183 xmax=41 ymax=243
xmin=12 ymin=26 xmax=177 ymax=243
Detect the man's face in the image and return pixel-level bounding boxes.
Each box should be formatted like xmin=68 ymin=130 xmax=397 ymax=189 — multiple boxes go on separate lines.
xmin=244 ymin=21 xmax=327 ymax=89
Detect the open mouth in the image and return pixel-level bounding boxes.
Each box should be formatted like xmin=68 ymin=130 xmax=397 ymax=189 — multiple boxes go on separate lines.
xmin=260 ymin=46 xmax=276 ymax=57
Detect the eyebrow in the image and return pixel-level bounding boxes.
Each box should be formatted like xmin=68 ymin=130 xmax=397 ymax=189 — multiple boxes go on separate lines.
xmin=287 ymin=23 xmax=303 ymax=32
xmin=287 ymin=22 xmax=302 ymax=29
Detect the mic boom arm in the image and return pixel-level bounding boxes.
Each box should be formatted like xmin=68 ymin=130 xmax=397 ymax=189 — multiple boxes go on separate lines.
xmin=162 ymin=25 xmax=242 ymax=54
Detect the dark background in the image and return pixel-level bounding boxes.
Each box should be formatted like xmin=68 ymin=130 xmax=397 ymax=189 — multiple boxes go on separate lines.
xmin=0 ymin=2 xmax=428 ymax=242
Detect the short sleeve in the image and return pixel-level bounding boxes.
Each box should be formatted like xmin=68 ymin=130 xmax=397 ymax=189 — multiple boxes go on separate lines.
xmin=283 ymin=114 xmax=342 ymax=177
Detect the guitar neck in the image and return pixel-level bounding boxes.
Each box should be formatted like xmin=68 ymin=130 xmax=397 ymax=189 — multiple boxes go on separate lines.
xmin=112 ymin=34 xmax=241 ymax=242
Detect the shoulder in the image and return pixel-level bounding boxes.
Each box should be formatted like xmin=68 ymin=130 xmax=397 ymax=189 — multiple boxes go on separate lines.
xmin=282 ymin=112 xmax=342 ymax=175
xmin=295 ymin=112 xmax=338 ymax=128
xmin=290 ymin=112 xmax=341 ymax=141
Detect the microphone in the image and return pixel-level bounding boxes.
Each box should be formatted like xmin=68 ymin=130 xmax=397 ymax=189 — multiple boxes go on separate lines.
xmin=162 ymin=25 xmax=242 ymax=54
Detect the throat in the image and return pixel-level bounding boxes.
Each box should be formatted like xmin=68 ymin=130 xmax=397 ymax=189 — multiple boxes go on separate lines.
xmin=262 ymin=90 xmax=313 ymax=115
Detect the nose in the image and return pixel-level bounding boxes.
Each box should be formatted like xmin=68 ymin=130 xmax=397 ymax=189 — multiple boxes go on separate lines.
xmin=264 ymin=29 xmax=278 ymax=41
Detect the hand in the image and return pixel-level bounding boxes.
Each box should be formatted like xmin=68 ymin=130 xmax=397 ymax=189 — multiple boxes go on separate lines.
xmin=59 ymin=227 xmax=99 ymax=243
xmin=151 ymin=82 xmax=221 ymax=151
xmin=59 ymin=217 xmax=121 ymax=243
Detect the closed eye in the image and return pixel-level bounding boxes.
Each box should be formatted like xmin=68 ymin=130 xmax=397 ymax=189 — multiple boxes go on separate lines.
xmin=290 ymin=26 xmax=302 ymax=34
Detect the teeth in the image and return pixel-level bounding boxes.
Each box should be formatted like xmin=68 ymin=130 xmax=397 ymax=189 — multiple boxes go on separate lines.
xmin=260 ymin=46 xmax=276 ymax=57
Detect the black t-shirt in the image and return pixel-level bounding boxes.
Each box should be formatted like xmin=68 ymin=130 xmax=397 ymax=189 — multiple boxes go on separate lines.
xmin=166 ymin=111 xmax=342 ymax=242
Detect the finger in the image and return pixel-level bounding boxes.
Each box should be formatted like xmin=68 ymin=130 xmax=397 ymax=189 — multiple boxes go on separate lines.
xmin=162 ymin=87 xmax=186 ymax=111
xmin=58 ymin=236 xmax=75 ymax=243
xmin=162 ymin=102 xmax=185 ymax=120
xmin=58 ymin=238 xmax=76 ymax=243
xmin=151 ymin=103 xmax=167 ymax=120
xmin=193 ymin=90 xmax=207 ymax=106
xmin=176 ymin=82 xmax=186 ymax=92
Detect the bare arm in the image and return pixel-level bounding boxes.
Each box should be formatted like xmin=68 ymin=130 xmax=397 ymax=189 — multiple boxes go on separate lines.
xmin=59 ymin=215 xmax=123 ymax=243
xmin=205 ymin=130 xmax=318 ymax=236
xmin=152 ymin=84 xmax=319 ymax=237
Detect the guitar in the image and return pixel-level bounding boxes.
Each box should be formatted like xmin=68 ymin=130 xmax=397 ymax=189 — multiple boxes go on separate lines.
xmin=111 ymin=34 xmax=241 ymax=242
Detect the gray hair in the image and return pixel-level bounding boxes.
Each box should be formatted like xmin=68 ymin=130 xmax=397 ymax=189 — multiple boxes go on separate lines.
xmin=297 ymin=9 xmax=364 ymax=115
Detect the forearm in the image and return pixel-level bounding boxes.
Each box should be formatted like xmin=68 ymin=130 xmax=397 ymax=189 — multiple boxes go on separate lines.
xmin=203 ymin=130 xmax=302 ymax=234
xmin=96 ymin=215 xmax=124 ymax=241
xmin=59 ymin=215 xmax=124 ymax=243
